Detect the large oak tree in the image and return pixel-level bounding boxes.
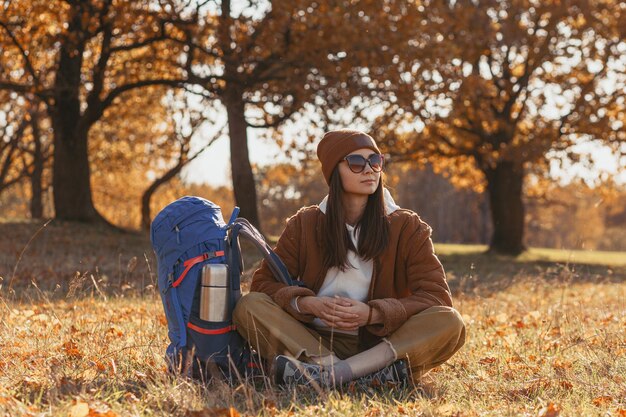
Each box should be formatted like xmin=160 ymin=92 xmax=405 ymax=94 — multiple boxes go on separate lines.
xmin=0 ymin=0 xmax=190 ymax=222
xmin=378 ymin=0 xmax=626 ymax=254
xmin=1 ymin=0 xmax=411 ymax=232
xmin=183 ymin=0 xmax=408 ymax=231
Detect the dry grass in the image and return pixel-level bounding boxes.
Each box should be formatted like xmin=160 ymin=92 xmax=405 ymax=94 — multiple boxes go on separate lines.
xmin=1 ymin=278 xmax=624 ymax=416
xmin=0 ymin=221 xmax=625 ymax=416
xmin=0 ymin=219 xmax=154 ymax=295
xmin=436 ymin=243 xmax=626 ymax=267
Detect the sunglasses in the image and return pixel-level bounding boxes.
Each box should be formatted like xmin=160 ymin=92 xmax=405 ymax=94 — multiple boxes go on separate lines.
xmin=343 ymin=153 xmax=384 ymax=173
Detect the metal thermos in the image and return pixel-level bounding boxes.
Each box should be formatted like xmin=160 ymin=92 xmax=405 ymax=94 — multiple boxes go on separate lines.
xmin=199 ymin=264 xmax=230 ymax=322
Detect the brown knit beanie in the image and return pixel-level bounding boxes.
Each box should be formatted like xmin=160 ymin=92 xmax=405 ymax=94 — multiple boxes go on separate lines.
xmin=316 ymin=129 xmax=381 ymax=185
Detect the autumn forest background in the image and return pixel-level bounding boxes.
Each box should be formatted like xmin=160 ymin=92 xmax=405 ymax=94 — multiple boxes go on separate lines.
xmin=1 ymin=1 xmax=625 ymax=416
xmin=1 ymin=0 xmax=625 ymax=253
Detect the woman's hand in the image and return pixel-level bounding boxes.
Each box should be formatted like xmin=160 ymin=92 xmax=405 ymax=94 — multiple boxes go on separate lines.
xmin=298 ymin=296 xmax=357 ymax=329
xmin=298 ymin=296 xmax=377 ymax=331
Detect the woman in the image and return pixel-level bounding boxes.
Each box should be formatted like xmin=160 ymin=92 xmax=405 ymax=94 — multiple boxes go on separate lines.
xmin=233 ymin=129 xmax=465 ymax=387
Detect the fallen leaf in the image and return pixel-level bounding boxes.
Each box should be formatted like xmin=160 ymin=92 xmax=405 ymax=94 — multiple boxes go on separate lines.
xmin=552 ymin=359 xmax=572 ymax=370
xmin=94 ymin=360 xmax=106 ymax=372
xmin=365 ymin=407 xmax=382 ymax=417
xmin=478 ymin=357 xmax=497 ymax=365
xmin=559 ymin=380 xmax=573 ymax=390
xmin=186 ymin=407 xmax=240 ymax=417
xmin=537 ymin=402 xmax=560 ymax=417
xmin=547 ymin=326 xmax=561 ymax=338
xmin=514 ymin=320 xmax=526 ymax=328
xmin=262 ymin=400 xmax=278 ymax=417
xmin=63 ymin=340 xmax=83 ymax=359
xmin=88 ymin=411 xmax=118 ymax=417
xmin=592 ymin=395 xmax=613 ymax=407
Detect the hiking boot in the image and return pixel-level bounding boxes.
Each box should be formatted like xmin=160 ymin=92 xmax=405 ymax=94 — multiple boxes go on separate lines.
xmin=272 ymin=355 xmax=330 ymax=387
xmin=358 ymin=359 xmax=410 ymax=386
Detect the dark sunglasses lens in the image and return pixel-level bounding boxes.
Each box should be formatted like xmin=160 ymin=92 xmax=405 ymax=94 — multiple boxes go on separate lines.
xmin=346 ymin=155 xmax=367 ymax=172
xmin=369 ymin=154 xmax=383 ymax=171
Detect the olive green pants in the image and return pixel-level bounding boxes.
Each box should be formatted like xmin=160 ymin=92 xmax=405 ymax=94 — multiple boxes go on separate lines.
xmin=233 ymin=292 xmax=466 ymax=379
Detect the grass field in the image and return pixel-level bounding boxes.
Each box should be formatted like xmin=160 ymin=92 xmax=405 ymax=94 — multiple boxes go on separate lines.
xmin=436 ymin=243 xmax=626 ymax=267
xmin=0 ymin=221 xmax=625 ymax=416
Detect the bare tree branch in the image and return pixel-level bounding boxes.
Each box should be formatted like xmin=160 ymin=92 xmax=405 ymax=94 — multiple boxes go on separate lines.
xmin=0 ymin=114 xmax=28 ymax=192
xmin=85 ymin=23 xmax=113 ymax=116
xmin=109 ymin=34 xmax=171 ymax=53
xmin=246 ymin=110 xmax=295 ymax=129
xmin=0 ymin=20 xmax=41 ymax=88
xmin=0 ymin=81 xmax=31 ymax=93
xmin=100 ymin=78 xmax=187 ymax=112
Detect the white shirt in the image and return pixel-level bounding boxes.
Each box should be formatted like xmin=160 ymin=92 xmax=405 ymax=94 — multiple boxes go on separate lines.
xmin=299 ymin=188 xmax=400 ymax=335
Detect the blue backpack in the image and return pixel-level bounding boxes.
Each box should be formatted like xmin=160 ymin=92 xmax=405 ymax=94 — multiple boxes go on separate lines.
xmin=150 ymin=196 xmax=297 ymax=380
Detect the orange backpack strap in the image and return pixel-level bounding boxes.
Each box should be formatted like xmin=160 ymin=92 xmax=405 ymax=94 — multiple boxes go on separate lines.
xmin=172 ymin=250 xmax=225 ymax=287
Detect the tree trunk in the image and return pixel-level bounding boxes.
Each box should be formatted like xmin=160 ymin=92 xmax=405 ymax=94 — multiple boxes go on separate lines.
xmin=141 ymin=162 xmax=184 ymax=231
xmin=483 ymin=161 xmax=526 ymax=255
xmin=223 ymin=90 xmax=261 ymax=231
xmin=30 ymin=114 xmax=44 ymax=219
xmin=141 ymin=181 xmax=158 ymax=232
xmin=50 ymin=36 xmax=102 ymax=222
xmin=51 ymin=128 xmax=101 ymax=221
xmin=480 ymin=194 xmax=491 ymax=244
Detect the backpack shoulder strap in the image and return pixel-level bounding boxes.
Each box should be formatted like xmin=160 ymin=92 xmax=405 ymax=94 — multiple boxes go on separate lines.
xmin=227 ymin=206 xmax=240 ymax=227
xmin=230 ymin=218 xmax=303 ymax=287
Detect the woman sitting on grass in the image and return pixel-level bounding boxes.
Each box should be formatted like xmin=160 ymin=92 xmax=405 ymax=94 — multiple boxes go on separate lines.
xmin=234 ymin=129 xmax=465 ymax=387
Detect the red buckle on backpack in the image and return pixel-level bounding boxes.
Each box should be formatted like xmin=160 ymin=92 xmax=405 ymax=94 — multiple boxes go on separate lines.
xmin=187 ymin=322 xmax=236 ymax=335
xmin=172 ymin=250 xmax=225 ymax=287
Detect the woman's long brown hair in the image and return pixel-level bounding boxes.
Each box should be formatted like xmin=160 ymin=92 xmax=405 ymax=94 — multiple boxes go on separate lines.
xmin=322 ymin=167 xmax=390 ymax=271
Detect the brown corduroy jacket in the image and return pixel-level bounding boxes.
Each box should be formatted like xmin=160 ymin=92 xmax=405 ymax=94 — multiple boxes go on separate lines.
xmin=250 ymin=205 xmax=453 ymax=344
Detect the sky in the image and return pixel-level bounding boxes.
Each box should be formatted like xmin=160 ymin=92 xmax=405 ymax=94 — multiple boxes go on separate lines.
xmin=182 ymin=130 xmax=282 ymax=187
